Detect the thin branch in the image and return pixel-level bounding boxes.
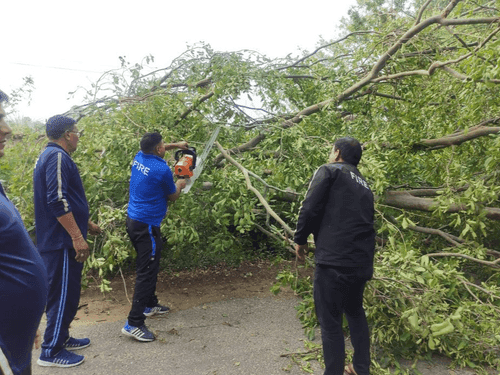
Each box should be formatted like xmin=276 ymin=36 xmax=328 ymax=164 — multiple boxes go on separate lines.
xmin=119 ymin=267 xmax=131 ymax=305
xmin=427 ymin=252 xmax=500 ymax=268
xmin=415 ymin=0 xmax=435 ymax=25
xmin=277 ymin=31 xmax=375 ymax=71
xmin=174 ymin=90 xmax=215 ymax=125
xmin=400 ymin=42 xmax=479 ymax=57
xmin=407 ymin=225 xmax=464 ymax=247
xmin=121 ymin=108 xmax=147 ymax=132
xmin=215 ymin=142 xmax=294 ymax=237
xmin=254 ymin=223 xmax=295 ymax=255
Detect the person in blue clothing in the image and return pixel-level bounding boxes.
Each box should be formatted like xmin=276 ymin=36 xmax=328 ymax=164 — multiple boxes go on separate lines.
xmin=294 ymin=137 xmax=375 ymax=375
xmin=33 ymin=115 xmax=101 ymax=368
xmin=0 ymin=90 xmax=48 ymax=375
xmin=121 ymin=132 xmax=188 ymax=342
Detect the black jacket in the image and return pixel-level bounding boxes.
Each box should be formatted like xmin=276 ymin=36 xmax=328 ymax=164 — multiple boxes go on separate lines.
xmin=294 ymin=162 xmax=375 ymax=267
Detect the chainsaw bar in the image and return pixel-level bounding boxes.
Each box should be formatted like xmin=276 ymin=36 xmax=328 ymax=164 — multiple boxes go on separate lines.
xmin=183 ymin=126 xmax=221 ymax=193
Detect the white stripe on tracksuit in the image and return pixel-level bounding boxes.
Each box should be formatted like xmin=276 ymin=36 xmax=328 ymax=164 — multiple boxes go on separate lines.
xmin=44 ymin=249 xmax=69 ymax=357
xmin=57 ymin=152 xmax=69 ymax=213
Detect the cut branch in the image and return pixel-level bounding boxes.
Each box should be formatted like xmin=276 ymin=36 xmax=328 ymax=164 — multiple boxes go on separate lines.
xmin=382 ymin=191 xmax=500 ymax=220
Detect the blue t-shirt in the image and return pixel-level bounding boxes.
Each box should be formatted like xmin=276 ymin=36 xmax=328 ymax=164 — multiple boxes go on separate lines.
xmin=127 ymin=151 xmax=177 ymax=227
xmin=33 ymin=143 xmax=89 ymax=252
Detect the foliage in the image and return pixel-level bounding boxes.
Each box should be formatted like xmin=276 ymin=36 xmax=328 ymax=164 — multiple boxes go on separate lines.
xmin=1 ymin=0 xmax=500 ymax=371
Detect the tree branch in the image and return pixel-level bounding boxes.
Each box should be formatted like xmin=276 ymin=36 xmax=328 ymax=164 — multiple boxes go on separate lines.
xmin=419 ymin=122 xmax=500 ymax=149
xmin=214 ymin=134 xmax=267 ymax=165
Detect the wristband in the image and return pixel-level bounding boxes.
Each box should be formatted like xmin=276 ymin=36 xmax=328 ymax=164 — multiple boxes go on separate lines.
xmin=72 ymin=234 xmax=83 ymax=240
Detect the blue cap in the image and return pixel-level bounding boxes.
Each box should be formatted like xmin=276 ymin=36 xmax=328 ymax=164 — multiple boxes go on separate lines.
xmin=0 ymin=90 xmax=8 ymax=104
xmin=46 ymin=115 xmax=77 ymax=139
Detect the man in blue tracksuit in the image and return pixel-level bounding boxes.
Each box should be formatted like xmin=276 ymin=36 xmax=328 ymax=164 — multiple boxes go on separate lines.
xmin=33 ymin=115 xmax=101 ymax=368
xmin=294 ymin=137 xmax=375 ymax=375
xmin=0 ymin=90 xmax=48 ymax=375
xmin=121 ymin=132 xmax=187 ymax=342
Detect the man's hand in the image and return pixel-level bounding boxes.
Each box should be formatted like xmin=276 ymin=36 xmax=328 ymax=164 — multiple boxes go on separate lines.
xmin=73 ymin=236 xmax=90 ymax=263
xmin=88 ymin=221 xmax=102 ymax=235
xmin=34 ymin=328 xmax=42 ymax=349
xmin=176 ymin=141 xmax=189 ymax=150
xmin=295 ymin=243 xmax=309 ymax=261
xmin=176 ymin=178 xmax=188 ymax=190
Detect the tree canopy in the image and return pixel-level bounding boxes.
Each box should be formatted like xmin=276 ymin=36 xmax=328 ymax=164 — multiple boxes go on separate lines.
xmin=1 ymin=0 xmax=499 ymax=372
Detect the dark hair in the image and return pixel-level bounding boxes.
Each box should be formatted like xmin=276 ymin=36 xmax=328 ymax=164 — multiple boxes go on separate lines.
xmin=46 ymin=115 xmax=77 ymax=140
xmin=140 ymin=132 xmax=163 ymax=154
xmin=0 ymin=90 xmax=9 ymax=104
xmin=334 ymin=137 xmax=362 ymax=166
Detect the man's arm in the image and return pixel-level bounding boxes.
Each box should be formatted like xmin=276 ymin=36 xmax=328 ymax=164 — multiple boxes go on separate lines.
xmin=164 ymin=141 xmax=188 ymax=151
xmin=294 ymin=165 xmax=332 ymax=246
xmin=57 ymin=212 xmax=89 ymax=263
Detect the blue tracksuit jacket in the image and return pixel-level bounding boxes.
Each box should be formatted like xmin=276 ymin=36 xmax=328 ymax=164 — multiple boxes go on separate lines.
xmin=33 ymin=143 xmax=89 ymax=252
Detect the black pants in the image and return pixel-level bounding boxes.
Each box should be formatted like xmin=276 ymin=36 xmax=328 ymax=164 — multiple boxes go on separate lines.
xmin=126 ymin=217 xmax=162 ymax=327
xmin=314 ymin=264 xmax=373 ymax=375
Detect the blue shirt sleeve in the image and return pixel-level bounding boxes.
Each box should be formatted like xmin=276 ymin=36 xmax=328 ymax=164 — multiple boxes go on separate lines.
xmin=45 ymin=152 xmax=73 ymax=218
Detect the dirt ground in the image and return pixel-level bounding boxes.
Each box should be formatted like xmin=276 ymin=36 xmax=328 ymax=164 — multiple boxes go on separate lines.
xmin=73 ymin=259 xmax=302 ymax=327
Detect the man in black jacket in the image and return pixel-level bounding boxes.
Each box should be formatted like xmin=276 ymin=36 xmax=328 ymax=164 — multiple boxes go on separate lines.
xmin=294 ymin=137 xmax=375 ymax=375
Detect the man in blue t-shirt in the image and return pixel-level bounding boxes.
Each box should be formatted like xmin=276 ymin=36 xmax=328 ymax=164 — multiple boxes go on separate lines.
xmin=0 ymin=90 xmax=48 ymax=375
xmin=122 ymin=132 xmax=187 ymax=342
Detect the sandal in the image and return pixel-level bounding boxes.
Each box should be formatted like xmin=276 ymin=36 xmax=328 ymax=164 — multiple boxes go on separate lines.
xmin=344 ymin=363 xmax=358 ymax=375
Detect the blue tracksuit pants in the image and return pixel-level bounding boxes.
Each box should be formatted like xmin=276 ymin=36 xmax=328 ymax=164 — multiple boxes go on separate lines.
xmin=40 ymin=249 xmax=83 ymax=358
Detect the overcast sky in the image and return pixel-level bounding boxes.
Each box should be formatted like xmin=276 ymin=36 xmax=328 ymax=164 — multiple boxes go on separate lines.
xmin=2 ymin=0 xmax=357 ymax=122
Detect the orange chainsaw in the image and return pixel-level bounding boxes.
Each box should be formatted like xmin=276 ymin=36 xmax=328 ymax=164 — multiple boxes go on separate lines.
xmin=173 ymin=147 xmax=197 ymax=179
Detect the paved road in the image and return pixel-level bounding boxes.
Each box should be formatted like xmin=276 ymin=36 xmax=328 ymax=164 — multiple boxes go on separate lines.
xmin=31 ymin=296 xmax=478 ymax=375
xmin=32 ymin=296 xmax=323 ymax=375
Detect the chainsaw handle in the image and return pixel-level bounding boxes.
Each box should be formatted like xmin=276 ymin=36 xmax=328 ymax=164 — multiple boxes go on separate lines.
xmin=174 ymin=147 xmax=197 ymax=165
